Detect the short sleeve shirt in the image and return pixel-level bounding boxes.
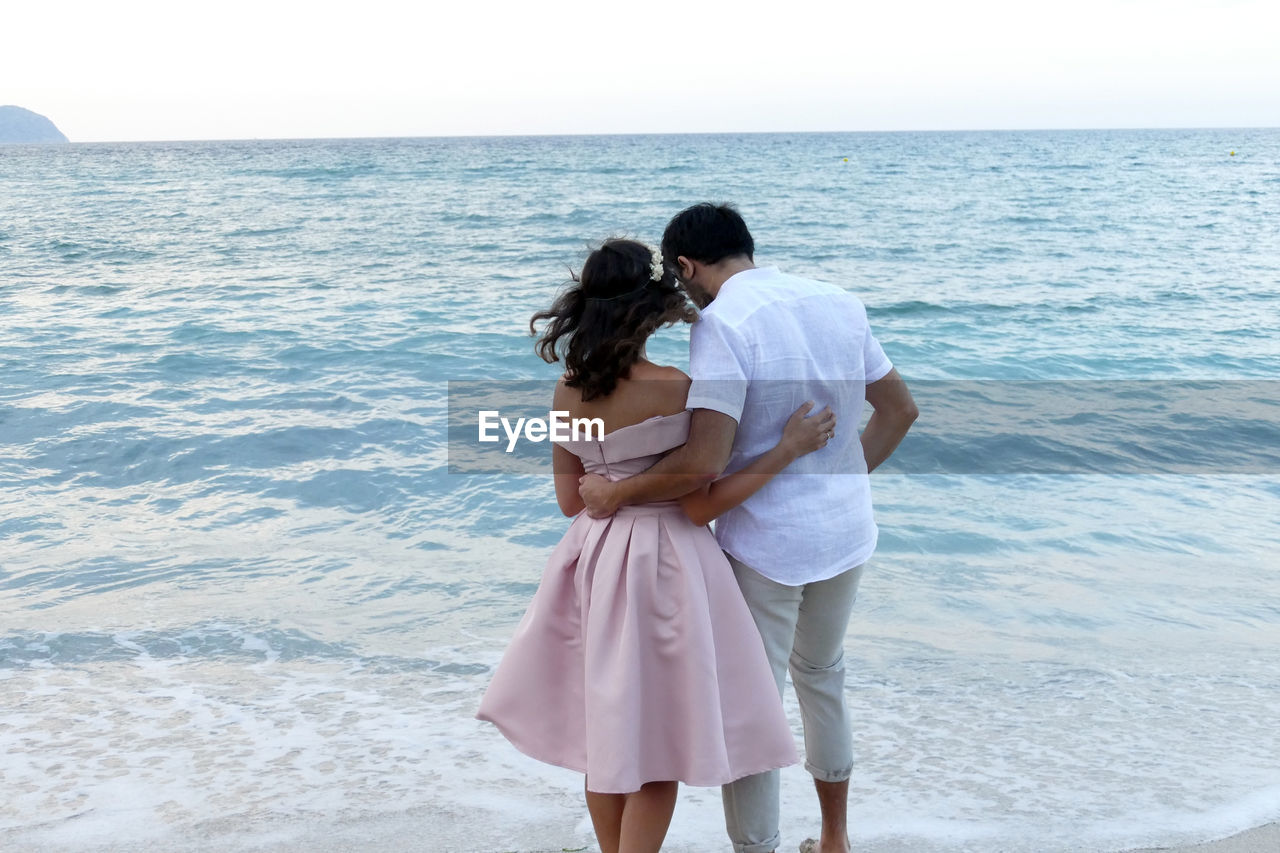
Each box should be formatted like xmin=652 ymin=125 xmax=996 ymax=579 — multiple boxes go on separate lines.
xmin=685 ymin=267 xmax=892 ymax=584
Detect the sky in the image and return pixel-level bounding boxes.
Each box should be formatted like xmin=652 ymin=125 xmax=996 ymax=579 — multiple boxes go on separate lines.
xmin=3 ymin=0 xmax=1278 ymax=142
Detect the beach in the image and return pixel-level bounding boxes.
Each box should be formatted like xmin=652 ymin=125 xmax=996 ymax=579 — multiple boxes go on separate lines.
xmin=1134 ymin=823 xmax=1280 ymax=853
xmin=6 ymin=810 xmax=1279 ymax=853
xmin=2 ymin=131 xmax=1277 ymax=852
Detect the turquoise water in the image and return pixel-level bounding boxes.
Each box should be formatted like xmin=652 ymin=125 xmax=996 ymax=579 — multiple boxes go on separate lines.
xmin=2 ymin=130 xmax=1279 ymax=852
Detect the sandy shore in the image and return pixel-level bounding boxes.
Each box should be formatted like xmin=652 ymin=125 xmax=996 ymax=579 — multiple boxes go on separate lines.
xmin=1127 ymin=822 xmax=1280 ymax=853
xmin=7 ymin=819 xmax=1278 ymax=853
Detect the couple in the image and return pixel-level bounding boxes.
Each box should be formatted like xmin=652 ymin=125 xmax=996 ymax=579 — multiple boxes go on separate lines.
xmin=478 ymin=204 xmax=918 ymax=853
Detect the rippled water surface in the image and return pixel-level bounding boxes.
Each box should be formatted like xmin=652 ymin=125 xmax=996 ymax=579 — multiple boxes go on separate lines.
xmin=2 ymin=131 xmax=1279 ymax=852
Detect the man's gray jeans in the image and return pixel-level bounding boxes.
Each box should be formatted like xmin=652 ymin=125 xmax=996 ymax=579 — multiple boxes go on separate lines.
xmin=721 ymin=554 xmax=865 ymax=853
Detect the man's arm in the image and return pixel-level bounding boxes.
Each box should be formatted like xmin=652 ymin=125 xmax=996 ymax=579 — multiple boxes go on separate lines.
xmin=578 ymin=408 xmax=737 ymax=518
xmin=860 ymin=368 xmax=918 ymax=472
xmin=679 ymin=402 xmax=833 ymax=526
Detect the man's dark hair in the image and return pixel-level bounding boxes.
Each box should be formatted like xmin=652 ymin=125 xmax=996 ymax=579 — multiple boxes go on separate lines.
xmin=661 ymin=203 xmax=755 ymax=267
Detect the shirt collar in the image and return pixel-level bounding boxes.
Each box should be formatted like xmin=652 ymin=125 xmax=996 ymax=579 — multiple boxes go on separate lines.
xmin=718 ymin=265 xmax=776 ymax=296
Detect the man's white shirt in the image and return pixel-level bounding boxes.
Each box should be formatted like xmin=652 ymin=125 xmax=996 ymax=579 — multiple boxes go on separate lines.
xmin=684 ymin=266 xmax=893 ymax=585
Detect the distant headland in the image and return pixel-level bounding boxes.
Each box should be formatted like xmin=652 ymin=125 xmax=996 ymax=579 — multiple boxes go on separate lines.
xmin=0 ymin=106 xmax=69 ymax=144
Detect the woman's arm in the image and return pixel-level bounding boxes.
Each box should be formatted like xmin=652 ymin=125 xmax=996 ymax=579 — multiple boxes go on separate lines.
xmin=553 ymin=442 xmax=587 ymax=516
xmin=551 ymin=379 xmax=587 ymax=517
xmin=678 ymin=402 xmax=835 ymax=526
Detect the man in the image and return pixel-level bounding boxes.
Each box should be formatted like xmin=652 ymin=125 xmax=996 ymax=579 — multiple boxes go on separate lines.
xmin=579 ymin=203 xmax=917 ymax=853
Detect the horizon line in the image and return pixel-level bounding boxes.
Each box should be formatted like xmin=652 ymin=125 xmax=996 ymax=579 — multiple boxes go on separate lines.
xmin=26 ymin=124 xmax=1280 ymax=146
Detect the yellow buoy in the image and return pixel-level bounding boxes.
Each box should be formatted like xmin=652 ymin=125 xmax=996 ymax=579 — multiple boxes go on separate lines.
xmin=843 ymin=157 xmax=848 ymax=162
xmin=1230 ymin=150 xmax=1236 ymax=156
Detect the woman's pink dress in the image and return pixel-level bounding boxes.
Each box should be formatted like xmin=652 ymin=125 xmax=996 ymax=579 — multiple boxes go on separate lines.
xmin=477 ymin=411 xmax=797 ymax=794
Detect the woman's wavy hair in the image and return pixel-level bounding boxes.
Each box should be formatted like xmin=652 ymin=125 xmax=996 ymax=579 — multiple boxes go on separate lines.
xmin=530 ymin=239 xmax=696 ymax=401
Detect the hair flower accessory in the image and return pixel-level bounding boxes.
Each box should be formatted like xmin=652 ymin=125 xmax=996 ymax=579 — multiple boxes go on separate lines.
xmin=649 ymin=249 xmax=664 ymax=282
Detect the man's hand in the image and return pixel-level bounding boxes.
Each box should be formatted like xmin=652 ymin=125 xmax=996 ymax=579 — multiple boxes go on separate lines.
xmin=578 ymin=473 xmax=620 ymax=518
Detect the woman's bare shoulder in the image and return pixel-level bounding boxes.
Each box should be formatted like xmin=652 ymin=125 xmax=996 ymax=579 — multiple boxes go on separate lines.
xmin=552 ymin=375 xmax=583 ymax=408
xmin=656 ymin=364 xmax=691 ymax=383
xmin=627 ymin=363 xmax=691 ymax=413
xmin=630 ymin=362 xmax=690 ymax=384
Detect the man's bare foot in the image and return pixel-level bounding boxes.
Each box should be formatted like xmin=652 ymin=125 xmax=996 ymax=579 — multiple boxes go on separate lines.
xmin=799 ymin=836 xmax=850 ymax=853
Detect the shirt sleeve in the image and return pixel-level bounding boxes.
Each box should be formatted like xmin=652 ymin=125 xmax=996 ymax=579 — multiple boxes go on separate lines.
xmin=860 ymin=302 xmax=893 ymax=382
xmin=685 ymin=314 xmax=750 ymax=423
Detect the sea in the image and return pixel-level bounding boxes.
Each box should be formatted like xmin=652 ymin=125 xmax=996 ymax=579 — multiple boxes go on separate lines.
xmin=1 ymin=129 xmax=1278 ymax=853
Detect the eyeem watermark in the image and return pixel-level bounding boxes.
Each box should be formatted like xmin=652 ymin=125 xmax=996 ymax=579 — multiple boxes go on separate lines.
xmin=478 ymin=410 xmax=604 ymax=452
xmin=449 ymin=379 xmax=1280 ymax=475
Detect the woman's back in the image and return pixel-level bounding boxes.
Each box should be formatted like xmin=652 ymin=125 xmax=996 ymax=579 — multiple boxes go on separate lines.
xmin=555 ymin=363 xmax=692 ymax=482
xmin=563 ymin=410 xmax=692 ymax=482
xmin=560 ymin=362 xmax=689 ymax=434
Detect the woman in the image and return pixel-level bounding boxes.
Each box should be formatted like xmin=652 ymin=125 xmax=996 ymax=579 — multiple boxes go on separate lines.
xmin=477 ymin=239 xmax=836 ymax=852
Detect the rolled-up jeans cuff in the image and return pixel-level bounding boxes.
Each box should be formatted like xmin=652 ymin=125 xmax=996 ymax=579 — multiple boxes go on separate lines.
xmin=733 ymin=834 xmax=781 ymax=853
xmin=805 ymin=759 xmax=853 ymax=783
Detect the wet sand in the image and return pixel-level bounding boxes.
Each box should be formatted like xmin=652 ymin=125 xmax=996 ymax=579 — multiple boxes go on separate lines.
xmin=7 ymin=818 xmax=1279 ymax=853
xmin=1127 ymin=822 xmax=1280 ymax=853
